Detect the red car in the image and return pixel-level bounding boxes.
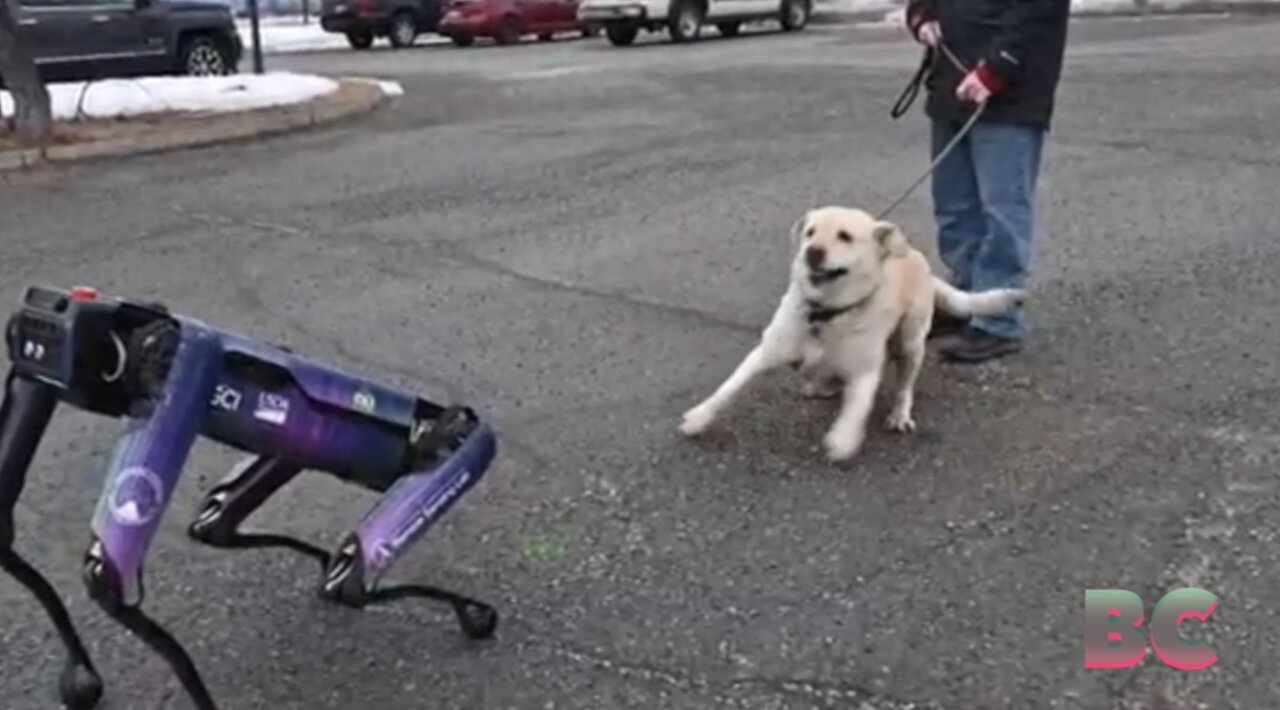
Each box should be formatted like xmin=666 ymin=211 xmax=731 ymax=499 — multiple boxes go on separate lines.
xmin=439 ymin=0 xmax=591 ymax=46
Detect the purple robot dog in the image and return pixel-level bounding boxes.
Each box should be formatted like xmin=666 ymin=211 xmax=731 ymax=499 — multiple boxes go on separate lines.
xmin=0 ymin=285 xmax=499 ymax=710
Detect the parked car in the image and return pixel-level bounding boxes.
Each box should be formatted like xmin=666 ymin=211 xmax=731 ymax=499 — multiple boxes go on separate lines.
xmin=8 ymin=0 xmax=243 ymax=85
xmin=438 ymin=0 xmax=590 ymax=46
xmin=319 ymin=0 xmax=443 ymax=49
xmin=577 ymin=0 xmax=809 ymax=46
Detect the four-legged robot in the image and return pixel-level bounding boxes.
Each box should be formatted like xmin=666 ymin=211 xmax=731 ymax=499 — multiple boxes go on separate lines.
xmin=0 ymin=285 xmax=500 ymax=709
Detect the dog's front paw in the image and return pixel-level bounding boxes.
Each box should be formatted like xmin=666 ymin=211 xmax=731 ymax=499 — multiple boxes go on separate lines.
xmin=823 ymin=429 xmax=863 ymax=462
xmin=680 ymin=404 xmax=716 ymax=437
xmin=884 ymin=409 xmax=916 ymax=434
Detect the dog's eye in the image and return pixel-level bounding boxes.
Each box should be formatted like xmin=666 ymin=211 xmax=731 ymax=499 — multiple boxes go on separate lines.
xmin=805 ymin=227 xmax=815 ymax=238
xmin=837 ymin=231 xmax=852 ymax=243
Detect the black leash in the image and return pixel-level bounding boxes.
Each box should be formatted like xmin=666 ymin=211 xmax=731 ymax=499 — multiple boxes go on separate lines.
xmin=890 ymin=46 xmax=936 ymax=120
xmin=877 ymin=41 xmax=989 ymax=221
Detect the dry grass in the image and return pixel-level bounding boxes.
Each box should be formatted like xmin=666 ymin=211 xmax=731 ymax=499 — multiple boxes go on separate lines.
xmin=0 ymin=81 xmax=380 ymax=158
xmin=0 ymin=111 xmax=204 ymax=151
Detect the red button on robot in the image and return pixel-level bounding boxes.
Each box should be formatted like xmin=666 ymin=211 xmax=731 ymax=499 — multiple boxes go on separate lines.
xmin=70 ymin=286 xmax=98 ymax=301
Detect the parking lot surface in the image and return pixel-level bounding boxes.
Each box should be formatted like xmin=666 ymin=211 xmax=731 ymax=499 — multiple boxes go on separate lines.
xmin=3 ymin=15 xmax=1279 ymax=710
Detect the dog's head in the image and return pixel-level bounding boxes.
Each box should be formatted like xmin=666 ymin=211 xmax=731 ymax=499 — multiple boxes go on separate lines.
xmin=789 ymin=206 xmax=910 ymax=288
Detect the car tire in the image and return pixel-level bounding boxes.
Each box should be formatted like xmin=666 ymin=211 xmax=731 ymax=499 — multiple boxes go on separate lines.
xmin=605 ymin=23 xmax=638 ymax=46
xmin=495 ymin=15 xmax=522 ymax=44
xmin=668 ymin=0 xmax=703 ymax=43
xmin=717 ymin=21 xmax=740 ymax=36
xmin=779 ymin=0 xmax=809 ymax=31
xmin=346 ymin=30 xmax=375 ymax=49
xmin=180 ymin=35 xmax=233 ymax=76
xmin=451 ymin=33 xmax=475 ymax=46
xmin=388 ymin=10 xmax=418 ymax=47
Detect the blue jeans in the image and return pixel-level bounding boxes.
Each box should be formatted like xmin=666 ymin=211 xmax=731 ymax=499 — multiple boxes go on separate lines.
xmin=930 ymin=118 xmax=1045 ymax=340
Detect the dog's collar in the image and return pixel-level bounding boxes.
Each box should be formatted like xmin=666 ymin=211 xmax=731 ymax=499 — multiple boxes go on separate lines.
xmin=803 ymin=296 xmax=865 ymax=324
xmin=808 ymin=267 xmax=848 ymax=287
xmin=805 ymin=291 xmax=874 ymax=325
xmin=806 ymin=300 xmax=857 ymax=324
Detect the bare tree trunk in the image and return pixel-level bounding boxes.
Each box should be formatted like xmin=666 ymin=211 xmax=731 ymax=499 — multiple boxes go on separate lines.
xmin=0 ymin=0 xmax=52 ymax=143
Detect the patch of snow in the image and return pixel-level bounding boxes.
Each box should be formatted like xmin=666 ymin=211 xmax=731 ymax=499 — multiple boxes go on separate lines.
xmin=1 ymin=73 xmax=339 ymax=122
xmin=818 ymin=0 xmax=900 ymax=11
xmin=866 ymin=7 xmax=905 ymax=27
xmin=375 ymin=80 xmax=405 ymax=97
xmin=235 ymin=17 xmax=353 ymax=54
xmin=345 ymin=77 xmax=407 ymax=97
xmin=1071 ymin=0 xmax=1146 ymax=11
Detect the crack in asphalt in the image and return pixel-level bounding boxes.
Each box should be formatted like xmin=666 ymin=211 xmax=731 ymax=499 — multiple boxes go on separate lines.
xmin=442 ymin=245 xmax=761 ymax=335
xmin=546 ymin=638 xmax=943 ymax=710
xmin=174 ymin=204 xmax=759 ymax=338
xmin=0 ymin=215 xmax=199 ymax=273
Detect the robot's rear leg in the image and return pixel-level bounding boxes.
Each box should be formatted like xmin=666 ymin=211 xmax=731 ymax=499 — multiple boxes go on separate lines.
xmin=187 ymin=454 xmax=331 ymax=571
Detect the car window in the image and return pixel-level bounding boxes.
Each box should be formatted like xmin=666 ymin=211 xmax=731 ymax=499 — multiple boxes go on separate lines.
xmin=19 ymin=0 xmax=76 ymax=8
xmin=21 ymin=0 xmax=134 ymax=8
xmin=20 ymin=0 xmax=116 ymax=8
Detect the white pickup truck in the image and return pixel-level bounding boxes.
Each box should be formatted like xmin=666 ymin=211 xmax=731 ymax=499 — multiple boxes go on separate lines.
xmin=577 ymin=0 xmax=811 ymax=46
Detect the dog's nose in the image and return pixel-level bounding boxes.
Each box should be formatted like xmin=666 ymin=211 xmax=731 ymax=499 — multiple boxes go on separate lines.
xmin=805 ymin=246 xmax=826 ymax=269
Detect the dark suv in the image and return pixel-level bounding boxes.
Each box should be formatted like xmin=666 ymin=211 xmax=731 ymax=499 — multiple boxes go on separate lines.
xmin=11 ymin=0 xmax=243 ymax=85
xmin=320 ymin=0 xmax=442 ymax=49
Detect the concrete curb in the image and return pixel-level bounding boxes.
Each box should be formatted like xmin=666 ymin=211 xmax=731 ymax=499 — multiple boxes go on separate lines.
xmin=0 ymin=78 xmax=388 ymax=173
xmin=810 ymin=0 xmax=1280 ymax=24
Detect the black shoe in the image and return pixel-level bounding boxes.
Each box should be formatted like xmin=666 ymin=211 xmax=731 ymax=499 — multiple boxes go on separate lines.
xmin=938 ymin=328 xmax=1023 ymax=363
xmin=927 ymin=311 xmax=970 ymax=340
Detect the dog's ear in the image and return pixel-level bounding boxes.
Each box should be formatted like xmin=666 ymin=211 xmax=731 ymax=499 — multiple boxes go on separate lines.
xmin=789 ymin=212 xmax=811 ymax=247
xmin=872 ymin=220 xmax=909 ymax=259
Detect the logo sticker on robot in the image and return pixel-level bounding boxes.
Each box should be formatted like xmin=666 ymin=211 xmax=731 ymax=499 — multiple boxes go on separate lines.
xmin=254 ymin=392 xmax=290 ymax=425
xmin=109 ymin=467 xmax=165 ymax=527
xmin=352 ymin=389 xmax=377 ymax=414
xmin=211 ymin=384 xmax=242 ymax=412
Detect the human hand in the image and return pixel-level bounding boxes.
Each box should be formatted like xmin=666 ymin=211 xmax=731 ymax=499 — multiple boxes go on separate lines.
xmin=915 ymin=20 xmax=941 ymax=46
xmin=956 ymin=64 xmax=1001 ymax=104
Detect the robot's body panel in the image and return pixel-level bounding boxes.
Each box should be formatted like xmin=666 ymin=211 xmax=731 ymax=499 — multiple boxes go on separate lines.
xmin=201 ymin=365 xmax=408 ymax=490
xmin=215 ymin=325 xmax=423 ymax=430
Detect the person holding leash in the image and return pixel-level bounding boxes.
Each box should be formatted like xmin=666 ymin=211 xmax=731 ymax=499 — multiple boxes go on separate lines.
xmin=904 ymin=0 xmax=1071 ymax=363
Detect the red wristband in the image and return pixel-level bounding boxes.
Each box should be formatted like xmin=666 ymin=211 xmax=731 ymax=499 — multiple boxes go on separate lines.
xmin=974 ymin=64 xmax=1005 ymax=93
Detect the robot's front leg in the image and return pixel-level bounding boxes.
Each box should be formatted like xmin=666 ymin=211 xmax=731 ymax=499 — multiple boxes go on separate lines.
xmin=0 ymin=371 xmax=104 ymax=709
xmin=188 ymin=454 xmax=332 ymax=570
xmin=82 ymin=319 xmax=225 ymax=710
xmin=320 ymin=406 xmax=500 ymax=639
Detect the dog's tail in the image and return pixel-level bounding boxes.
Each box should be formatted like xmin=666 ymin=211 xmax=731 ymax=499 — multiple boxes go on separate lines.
xmin=932 ymin=277 xmax=1026 ymax=318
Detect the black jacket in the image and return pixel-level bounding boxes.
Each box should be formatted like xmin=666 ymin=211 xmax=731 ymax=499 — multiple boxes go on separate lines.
xmin=906 ymin=0 xmax=1072 ymax=129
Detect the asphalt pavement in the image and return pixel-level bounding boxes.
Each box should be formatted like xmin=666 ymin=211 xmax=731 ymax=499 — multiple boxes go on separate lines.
xmin=3 ymin=15 xmax=1279 ymax=710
